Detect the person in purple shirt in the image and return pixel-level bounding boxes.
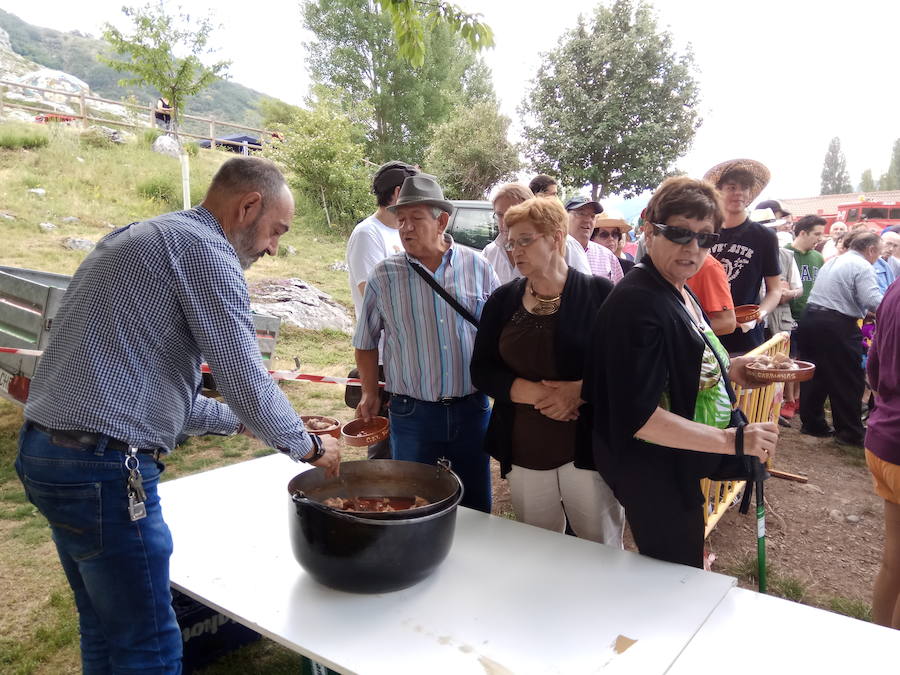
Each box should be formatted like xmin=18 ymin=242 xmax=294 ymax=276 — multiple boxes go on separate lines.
xmin=866 ymin=281 xmax=900 ymax=628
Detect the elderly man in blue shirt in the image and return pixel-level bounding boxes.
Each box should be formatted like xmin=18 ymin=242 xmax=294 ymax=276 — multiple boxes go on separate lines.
xmin=15 ymin=157 xmax=340 ymax=673
xmin=354 ymin=174 xmax=499 ymax=512
xmin=796 ymin=230 xmax=884 ymax=446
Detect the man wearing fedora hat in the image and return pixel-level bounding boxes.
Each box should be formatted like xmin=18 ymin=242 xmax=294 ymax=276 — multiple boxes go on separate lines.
xmin=345 ymin=160 xmax=419 ymax=459
xmin=353 ymin=174 xmax=499 ymax=512
xmin=704 ymin=159 xmax=783 ymax=354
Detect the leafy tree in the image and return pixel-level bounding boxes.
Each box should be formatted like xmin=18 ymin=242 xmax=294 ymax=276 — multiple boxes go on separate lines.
xmin=376 ymin=0 xmax=493 ymax=67
xmin=876 ymin=138 xmax=900 ymax=191
xmin=100 ymin=1 xmax=230 ymax=136
xmin=425 ymin=101 xmax=521 ymax=199
xmin=265 ymin=96 xmax=371 ymax=235
xmin=258 ymin=98 xmax=303 ymax=129
xmin=520 ymin=0 xmax=701 ymax=200
xmin=302 ymin=0 xmax=495 ymax=163
xmin=859 ymin=169 xmax=876 ymax=193
xmin=820 ymin=137 xmax=852 ymax=195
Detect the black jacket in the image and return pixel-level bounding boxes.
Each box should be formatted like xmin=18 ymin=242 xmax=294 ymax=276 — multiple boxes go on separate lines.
xmin=471 ymin=270 xmax=614 ymax=477
xmin=583 ymin=257 xmax=724 ymax=507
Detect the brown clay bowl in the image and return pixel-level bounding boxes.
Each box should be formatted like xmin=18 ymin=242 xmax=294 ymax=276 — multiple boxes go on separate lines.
xmin=734 ymin=304 xmax=760 ymax=324
xmin=301 ymin=415 xmax=342 ymax=438
xmin=745 ymin=360 xmax=816 ymax=384
xmin=341 ymin=416 xmax=390 ymax=447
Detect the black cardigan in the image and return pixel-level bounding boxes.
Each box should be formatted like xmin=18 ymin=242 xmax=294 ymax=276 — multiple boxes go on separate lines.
xmin=471 ymin=269 xmax=614 ymax=477
xmin=583 ymin=257 xmax=725 ymax=507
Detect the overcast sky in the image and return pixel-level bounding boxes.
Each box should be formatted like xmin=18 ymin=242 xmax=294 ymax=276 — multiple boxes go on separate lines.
xmin=4 ymin=0 xmax=900 ymax=203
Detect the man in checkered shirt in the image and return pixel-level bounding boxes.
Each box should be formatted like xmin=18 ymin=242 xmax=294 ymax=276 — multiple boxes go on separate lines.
xmin=14 ymin=157 xmax=339 ymax=673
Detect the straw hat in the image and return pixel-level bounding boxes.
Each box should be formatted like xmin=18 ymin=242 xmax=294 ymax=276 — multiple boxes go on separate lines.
xmin=593 ymin=212 xmax=630 ymax=231
xmin=703 ymin=159 xmax=771 ymax=202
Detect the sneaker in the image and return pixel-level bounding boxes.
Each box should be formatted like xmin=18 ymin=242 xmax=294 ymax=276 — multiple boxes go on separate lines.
xmin=800 ymin=426 xmax=834 ymax=438
xmin=780 ymin=401 xmax=796 ymax=419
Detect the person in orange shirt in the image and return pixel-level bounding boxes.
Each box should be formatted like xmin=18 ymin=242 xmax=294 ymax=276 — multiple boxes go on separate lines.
xmin=686 ymin=254 xmax=736 ymax=336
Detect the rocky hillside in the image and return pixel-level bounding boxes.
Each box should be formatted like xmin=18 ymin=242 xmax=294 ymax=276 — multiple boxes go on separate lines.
xmin=0 ymin=9 xmax=277 ymax=131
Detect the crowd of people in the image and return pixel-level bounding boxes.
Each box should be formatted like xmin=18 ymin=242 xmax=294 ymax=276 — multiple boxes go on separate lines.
xmin=13 ymin=150 xmax=900 ymax=671
xmin=347 ymin=157 xmax=900 ymax=625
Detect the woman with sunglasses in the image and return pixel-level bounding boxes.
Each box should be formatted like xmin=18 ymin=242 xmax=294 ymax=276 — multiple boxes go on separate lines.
xmin=471 ymin=197 xmax=625 ymax=545
xmin=583 ymin=176 xmax=779 ymax=567
xmin=591 ymin=215 xmax=635 ymax=275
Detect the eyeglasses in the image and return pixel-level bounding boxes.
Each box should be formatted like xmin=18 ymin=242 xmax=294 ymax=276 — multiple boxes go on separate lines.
xmin=652 ymin=224 xmax=719 ymax=249
xmin=503 ymin=234 xmax=543 ymax=251
xmin=593 ymin=229 xmax=620 ymax=240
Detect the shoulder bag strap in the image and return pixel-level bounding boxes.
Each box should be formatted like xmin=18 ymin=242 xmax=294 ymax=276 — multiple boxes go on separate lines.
xmin=408 ymin=260 xmax=480 ymax=328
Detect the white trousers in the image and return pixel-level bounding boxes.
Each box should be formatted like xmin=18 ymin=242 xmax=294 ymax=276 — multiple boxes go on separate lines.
xmin=507 ymin=462 xmax=625 ymax=547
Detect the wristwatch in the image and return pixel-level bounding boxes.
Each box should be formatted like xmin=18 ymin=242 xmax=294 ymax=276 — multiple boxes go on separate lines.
xmin=300 ymin=433 xmax=326 ymax=463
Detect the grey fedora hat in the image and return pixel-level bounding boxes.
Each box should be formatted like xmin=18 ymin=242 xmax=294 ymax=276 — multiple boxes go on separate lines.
xmin=388 ymin=173 xmax=454 ymax=214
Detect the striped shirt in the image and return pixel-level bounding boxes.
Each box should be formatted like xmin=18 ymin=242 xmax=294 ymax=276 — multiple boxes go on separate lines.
xmin=584 ymin=240 xmax=625 ymax=283
xmin=25 ymin=206 xmax=314 ymax=460
xmin=354 ymin=236 xmax=499 ymax=400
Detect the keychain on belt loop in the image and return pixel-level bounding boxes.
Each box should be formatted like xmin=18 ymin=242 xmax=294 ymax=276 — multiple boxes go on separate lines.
xmin=125 ymin=446 xmax=147 ymax=521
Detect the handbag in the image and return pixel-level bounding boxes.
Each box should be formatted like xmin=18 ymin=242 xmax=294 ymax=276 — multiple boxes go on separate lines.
xmin=408 ymin=260 xmax=479 ymax=327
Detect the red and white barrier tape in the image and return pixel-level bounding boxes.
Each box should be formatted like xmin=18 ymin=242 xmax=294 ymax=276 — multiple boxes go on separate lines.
xmin=0 ymin=346 xmax=383 ymax=387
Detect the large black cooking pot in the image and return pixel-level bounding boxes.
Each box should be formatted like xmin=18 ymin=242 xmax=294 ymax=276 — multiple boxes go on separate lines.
xmin=287 ymin=459 xmax=463 ymax=593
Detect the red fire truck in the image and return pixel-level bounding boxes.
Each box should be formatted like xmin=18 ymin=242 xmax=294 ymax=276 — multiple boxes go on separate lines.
xmin=832 ymin=199 xmax=900 ymax=232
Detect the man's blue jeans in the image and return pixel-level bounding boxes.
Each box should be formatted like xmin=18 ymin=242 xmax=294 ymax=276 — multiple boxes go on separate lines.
xmin=15 ymin=424 xmax=182 ymax=674
xmin=389 ymin=393 xmax=492 ymax=513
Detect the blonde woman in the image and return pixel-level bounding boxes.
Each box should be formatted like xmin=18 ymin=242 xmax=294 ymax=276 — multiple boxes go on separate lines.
xmin=471 ymin=197 xmax=624 ymax=545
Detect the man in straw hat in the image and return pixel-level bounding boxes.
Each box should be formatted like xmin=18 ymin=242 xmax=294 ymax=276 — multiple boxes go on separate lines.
xmin=353 ymin=174 xmax=499 ymax=512
xmin=704 ymin=158 xmax=783 ymax=354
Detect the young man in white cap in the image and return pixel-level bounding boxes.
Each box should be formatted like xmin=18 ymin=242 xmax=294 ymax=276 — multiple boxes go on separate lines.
xmin=704 ymin=159 xmax=782 ymax=354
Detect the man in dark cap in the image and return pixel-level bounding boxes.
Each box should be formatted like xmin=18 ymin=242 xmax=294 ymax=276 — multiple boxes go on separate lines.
xmin=565 ymin=196 xmax=623 ymax=283
xmin=345 ymin=161 xmax=418 ymax=459
xmin=354 ymin=174 xmax=499 ymax=512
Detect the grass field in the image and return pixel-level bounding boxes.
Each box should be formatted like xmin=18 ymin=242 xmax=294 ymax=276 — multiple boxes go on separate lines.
xmin=0 ymin=121 xmax=364 ymax=673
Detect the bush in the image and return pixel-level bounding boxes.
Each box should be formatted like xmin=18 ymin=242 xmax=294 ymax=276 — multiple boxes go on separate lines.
xmin=79 ymin=127 xmax=114 ymax=149
xmin=137 ymin=176 xmax=179 ymax=208
xmin=0 ymin=125 xmax=50 ymax=150
xmin=183 ymin=141 xmax=199 ymax=157
xmin=140 ymin=128 xmax=163 ymax=148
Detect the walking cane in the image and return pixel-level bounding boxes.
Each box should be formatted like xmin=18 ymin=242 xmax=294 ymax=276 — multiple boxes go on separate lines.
xmin=755 ymin=469 xmax=767 ymax=594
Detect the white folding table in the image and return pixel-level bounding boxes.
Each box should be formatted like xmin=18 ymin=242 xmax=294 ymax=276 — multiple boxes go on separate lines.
xmin=666 ymin=585 xmax=900 ymax=674
xmin=159 ymin=453 xmax=736 ymax=674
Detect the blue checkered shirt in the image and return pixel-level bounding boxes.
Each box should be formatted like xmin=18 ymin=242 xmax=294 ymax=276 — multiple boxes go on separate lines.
xmin=25 ymin=206 xmax=314 ymax=460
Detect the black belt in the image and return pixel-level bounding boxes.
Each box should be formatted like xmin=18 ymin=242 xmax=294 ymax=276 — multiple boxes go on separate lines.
xmin=28 ymin=421 xmax=163 ymax=461
xmin=395 ymin=393 xmax=476 ymax=406
xmin=806 ymin=304 xmax=857 ymax=322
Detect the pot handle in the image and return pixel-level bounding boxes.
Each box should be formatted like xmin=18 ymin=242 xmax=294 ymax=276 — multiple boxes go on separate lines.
xmin=437 ymin=457 xmax=452 ymax=472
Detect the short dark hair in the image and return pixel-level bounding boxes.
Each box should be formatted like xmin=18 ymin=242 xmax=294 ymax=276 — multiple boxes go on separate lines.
xmin=794 ymin=215 xmax=827 ymax=238
xmin=645 ymin=176 xmax=725 ymax=232
xmin=207 ymin=157 xmax=287 ymax=207
xmin=373 ymin=161 xmax=418 ymax=207
xmin=529 ymin=174 xmax=557 ymax=195
xmin=848 ymin=231 xmax=881 ymax=253
xmin=716 ymin=168 xmax=756 ymax=191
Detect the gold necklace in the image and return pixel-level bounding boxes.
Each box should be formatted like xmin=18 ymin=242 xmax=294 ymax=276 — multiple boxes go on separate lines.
xmin=528 ymin=281 xmax=561 ymax=315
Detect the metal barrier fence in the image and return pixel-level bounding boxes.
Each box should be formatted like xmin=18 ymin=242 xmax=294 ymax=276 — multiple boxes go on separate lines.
xmin=702 ymin=331 xmax=790 ymax=537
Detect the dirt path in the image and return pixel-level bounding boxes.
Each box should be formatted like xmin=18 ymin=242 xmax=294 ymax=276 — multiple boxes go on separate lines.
xmin=490 ymin=423 xmax=882 ymax=614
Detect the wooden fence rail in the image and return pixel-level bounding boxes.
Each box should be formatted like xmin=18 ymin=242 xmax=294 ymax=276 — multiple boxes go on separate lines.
xmin=0 ymin=78 xmax=274 ymax=151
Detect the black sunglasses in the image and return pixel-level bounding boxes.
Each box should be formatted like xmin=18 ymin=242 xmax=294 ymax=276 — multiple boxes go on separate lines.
xmin=652 ymin=224 xmax=719 ymax=248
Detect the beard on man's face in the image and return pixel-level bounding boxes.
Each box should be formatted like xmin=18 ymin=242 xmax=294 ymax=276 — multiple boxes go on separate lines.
xmin=231 ymin=217 xmax=263 ymax=270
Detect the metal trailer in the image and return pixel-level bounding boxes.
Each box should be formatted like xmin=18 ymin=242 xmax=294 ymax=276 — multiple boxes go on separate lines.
xmin=0 ymin=265 xmax=280 ymax=405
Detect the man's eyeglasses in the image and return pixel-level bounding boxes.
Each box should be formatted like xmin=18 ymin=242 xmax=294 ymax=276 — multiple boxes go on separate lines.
xmin=503 ymin=234 xmax=542 ymax=251
xmin=653 ymin=224 xmax=719 ymax=249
